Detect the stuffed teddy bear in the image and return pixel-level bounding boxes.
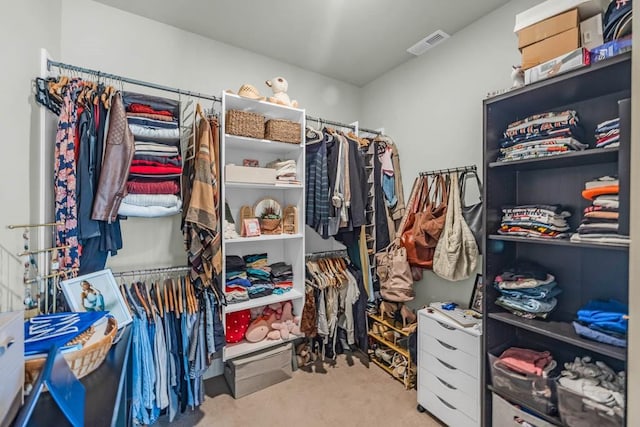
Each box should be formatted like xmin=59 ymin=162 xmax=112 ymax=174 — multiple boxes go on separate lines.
xmin=266 ymin=301 xmax=302 ymax=340
xmin=265 ymin=77 xmax=299 ymax=108
xmin=245 ymin=303 xmax=282 ymax=343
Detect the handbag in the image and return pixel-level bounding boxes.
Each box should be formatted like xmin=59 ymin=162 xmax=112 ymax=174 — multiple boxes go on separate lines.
xmin=433 ymin=173 xmax=479 ymax=281
xmin=460 ymin=170 xmax=483 ymax=253
xmin=411 ymin=175 xmax=448 ymax=269
xmin=400 ymin=176 xmax=429 ymax=267
xmin=375 ymin=242 xmax=414 ymax=302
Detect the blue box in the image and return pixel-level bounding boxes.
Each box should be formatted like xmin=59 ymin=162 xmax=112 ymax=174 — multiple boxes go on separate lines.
xmin=590 ymin=37 xmax=632 ymax=63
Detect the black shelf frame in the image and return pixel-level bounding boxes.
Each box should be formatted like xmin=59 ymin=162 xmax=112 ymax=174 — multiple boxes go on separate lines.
xmin=488 ymin=312 xmax=627 ymax=361
xmin=488 ymin=234 xmax=629 ymax=251
xmin=488 ymin=147 xmax=618 ymax=170
xmin=481 ymin=54 xmax=630 ymax=427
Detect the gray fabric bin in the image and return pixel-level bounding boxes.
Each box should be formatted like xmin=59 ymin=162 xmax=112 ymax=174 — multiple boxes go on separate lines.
xmin=224 ymin=343 xmax=292 ymax=398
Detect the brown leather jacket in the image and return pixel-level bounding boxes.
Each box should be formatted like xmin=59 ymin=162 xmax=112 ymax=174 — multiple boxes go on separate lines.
xmin=91 ymin=92 xmax=135 ymax=223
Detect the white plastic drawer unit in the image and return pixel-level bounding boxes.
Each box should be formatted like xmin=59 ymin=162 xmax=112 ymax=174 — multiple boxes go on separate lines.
xmin=417 ymin=309 xmax=481 ymax=426
xmin=0 ymin=310 xmax=24 ymax=427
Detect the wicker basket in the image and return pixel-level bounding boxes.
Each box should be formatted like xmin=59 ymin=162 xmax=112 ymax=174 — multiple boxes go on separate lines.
xmin=260 ymin=218 xmax=282 ymax=235
xmin=265 ymin=119 xmax=301 ymax=144
xmin=24 ymin=317 xmax=118 ymax=391
xmin=226 ymin=110 xmax=265 ymax=139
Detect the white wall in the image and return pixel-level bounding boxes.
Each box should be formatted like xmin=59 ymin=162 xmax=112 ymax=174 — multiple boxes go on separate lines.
xmin=0 ymin=0 xmax=61 ymax=311
xmin=59 ymin=0 xmax=363 ymax=271
xmin=360 ymin=0 xmax=541 ymax=307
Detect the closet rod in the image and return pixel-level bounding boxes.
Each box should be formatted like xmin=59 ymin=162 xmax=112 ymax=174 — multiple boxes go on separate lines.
xmin=47 ymin=59 xmax=222 ymax=103
xmin=419 ymin=164 xmax=477 ymax=176
xmin=112 ymin=265 xmax=190 ymax=278
xmin=305 ymin=249 xmax=349 ymax=261
xmin=305 ymin=115 xmax=382 ymax=136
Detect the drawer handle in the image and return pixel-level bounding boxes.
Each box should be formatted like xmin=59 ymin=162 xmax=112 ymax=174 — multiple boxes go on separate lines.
xmin=436 ymin=339 xmax=457 ymax=351
xmin=437 ymin=321 xmax=456 ymax=330
xmin=0 ymin=337 xmax=15 ymax=357
xmin=437 ymin=396 xmax=457 ymax=410
xmin=436 ymin=357 xmax=457 ymax=370
xmin=436 ymin=376 xmax=457 ymax=390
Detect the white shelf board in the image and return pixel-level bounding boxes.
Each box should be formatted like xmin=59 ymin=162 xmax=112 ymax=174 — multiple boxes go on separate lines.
xmin=225 ymin=134 xmax=303 ymax=153
xmin=224 ymin=93 xmax=304 ymax=122
xmin=225 ymin=182 xmax=303 ymax=190
xmin=224 ymin=289 xmax=304 ymax=313
xmin=224 ymin=334 xmax=298 ymax=360
xmin=225 ymin=234 xmax=303 ymax=244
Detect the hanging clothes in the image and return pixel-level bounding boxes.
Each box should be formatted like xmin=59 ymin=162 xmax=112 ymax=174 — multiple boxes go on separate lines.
xmin=54 ymin=78 xmax=83 ymax=271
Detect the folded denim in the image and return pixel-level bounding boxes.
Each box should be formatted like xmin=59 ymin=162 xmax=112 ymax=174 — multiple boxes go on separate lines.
xmin=496 ymin=300 xmax=549 ymax=319
xmin=497 ymin=282 xmax=561 ymax=300
xmin=497 ymin=295 xmax=557 ymax=313
xmin=573 ymin=322 xmax=626 ymax=348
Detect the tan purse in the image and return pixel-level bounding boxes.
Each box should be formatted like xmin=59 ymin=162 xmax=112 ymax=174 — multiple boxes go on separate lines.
xmin=375 ymin=242 xmax=415 ymax=302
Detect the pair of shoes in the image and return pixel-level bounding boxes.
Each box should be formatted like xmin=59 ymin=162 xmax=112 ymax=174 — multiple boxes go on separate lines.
xmin=383 ymin=330 xmax=400 ymax=344
xmin=374 ymin=348 xmax=393 ymax=364
xmin=400 ymin=304 xmax=417 ymax=329
xmin=391 ymin=353 xmax=408 ymax=379
xmin=379 ymin=301 xmax=398 ymax=320
xmin=372 ymin=323 xmax=388 ymax=336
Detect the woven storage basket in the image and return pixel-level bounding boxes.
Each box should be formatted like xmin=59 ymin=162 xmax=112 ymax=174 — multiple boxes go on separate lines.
xmin=265 ymin=119 xmax=301 ymax=144
xmin=24 ymin=317 xmax=118 ymax=391
xmin=226 ymin=110 xmax=265 ymax=139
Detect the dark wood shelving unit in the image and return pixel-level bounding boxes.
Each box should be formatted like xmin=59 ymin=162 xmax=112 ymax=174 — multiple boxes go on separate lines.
xmin=488 ymin=234 xmax=629 ymax=251
xmin=482 ymin=54 xmax=631 ymax=426
xmin=488 ymin=312 xmax=627 ymax=361
xmin=488 ymin=147 xmax=618 ymax=170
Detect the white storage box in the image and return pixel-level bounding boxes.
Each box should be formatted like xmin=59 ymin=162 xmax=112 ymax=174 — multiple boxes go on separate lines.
xmin=492 ymin=393 xmax=555 ymax=427
xmin=224 ymin=343 xmax=292 ymax=398
xmin=225 ymin=164 xmax=276 ymax=185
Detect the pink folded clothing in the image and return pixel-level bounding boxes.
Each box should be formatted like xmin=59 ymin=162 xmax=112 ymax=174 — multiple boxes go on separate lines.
xmin=498 ymin=347 xmax=553 ymax=376
xmin=129 ymin=165 xmax=182 ymax=175
xmin=127 ymin=180 xmax=180 ymax=195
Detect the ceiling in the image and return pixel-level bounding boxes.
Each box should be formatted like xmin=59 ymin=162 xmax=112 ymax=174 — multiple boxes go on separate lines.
xmin=95 ymin=0 xmax=510 ymax=86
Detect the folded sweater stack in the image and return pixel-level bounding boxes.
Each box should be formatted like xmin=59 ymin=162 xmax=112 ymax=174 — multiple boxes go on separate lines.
xmin=267 ymin=159 xmax=299 ymax=184
xmin=573 ymin=299 xmax=628 ymax=348
xmin=595 ymin=118 xmax=620 ymax=149
xmin=571 ymin=176 xmax=629 ymax=245
xmin=494 ymin=260 xmax=560 ymax=319
xmin=226 ymin=255 xmax=250 ymax=303
xmin=120 ymin=96 xmax=182 ymax=218
xmin=497 ymin=110 xmax=586 ymax=163
xmin=498 ymin=205 xmax=571 ymax=239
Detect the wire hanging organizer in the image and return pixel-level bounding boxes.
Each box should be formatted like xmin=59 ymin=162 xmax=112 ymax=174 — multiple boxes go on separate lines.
xmin=419 ymin=164 xmax=477 ymax=176
xmin=112 ymin=265 xmax=191 ymax=278
xmin=47 ymin=59 xmax=222 ymax=103
xmin=305 ymin=249 xmax=349 ymax=261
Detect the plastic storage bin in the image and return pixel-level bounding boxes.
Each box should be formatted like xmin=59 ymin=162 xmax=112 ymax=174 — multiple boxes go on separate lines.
xmin=557 ymin=384 xmax=623 ymax=427
xmin=488 ymin=353 xmax=557 ymax=415
xmin=492 ymin=392 xmax=556 ymax=427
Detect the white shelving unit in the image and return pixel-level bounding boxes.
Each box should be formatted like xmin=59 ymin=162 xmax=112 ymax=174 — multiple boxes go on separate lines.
xmin=221 ymin=92 xmax=305 ymax=361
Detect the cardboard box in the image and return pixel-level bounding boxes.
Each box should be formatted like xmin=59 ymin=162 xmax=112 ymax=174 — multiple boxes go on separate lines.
xmin=590 ymin=37 xmax=632 ymax=64
xmin=580 ymin=14 xmax=603 ymax=50
xmin=514 ymin=0 xmax=609 ymax=33
xmin=521 ymin=27 xmax=580 ymax=70
xmin=518 ymin=9 xmax=579 ymax=49
xmin=525 ymin=48 xmax=590 ymax=85
xmin=224 ymin=343 xmax=292 ymax=398
xmin=225 ymin=164 xmax=276 ymax=185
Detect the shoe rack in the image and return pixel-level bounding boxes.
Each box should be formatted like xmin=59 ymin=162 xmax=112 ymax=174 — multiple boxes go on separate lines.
xmin=367 ymin=307 xmax=416 ymax=389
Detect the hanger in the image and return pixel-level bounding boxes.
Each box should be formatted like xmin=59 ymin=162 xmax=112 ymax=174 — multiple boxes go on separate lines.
xmin=165 ymin=278 xmax=174 ymax=314
xmin=176 ymin=276 xmax=184 ymax=316
xmin=132 ymin=282 xmax=152 ymax=319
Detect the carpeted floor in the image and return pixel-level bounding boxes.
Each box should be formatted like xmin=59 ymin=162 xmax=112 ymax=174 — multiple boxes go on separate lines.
xmin=159 ymin=352 xmax=442 ymax=427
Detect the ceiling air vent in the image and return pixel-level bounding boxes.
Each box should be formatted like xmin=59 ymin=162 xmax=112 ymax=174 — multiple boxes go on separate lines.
xmin=406 ymin=30 xmax=450 ymax=56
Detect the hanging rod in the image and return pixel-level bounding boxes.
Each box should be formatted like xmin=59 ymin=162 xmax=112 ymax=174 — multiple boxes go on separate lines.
xmin=47 ymin=59 xmax=222 ymax=103
xmin=304 ymin=115 xmax=382 ymax=136
xmin=305 ymin=249 xmax=349 ymax=261
xmin=7 ymin=222 xmax=62 ymax=230
xmin=112 ymin=265 xmax=190 ymax=278
xmin=18 ymin=245 xmax=71 ymax=257
xmin=419 ymin=165 xmax=477 ymax=176
xmin=24 ymin=268 xmax=79 ymax=284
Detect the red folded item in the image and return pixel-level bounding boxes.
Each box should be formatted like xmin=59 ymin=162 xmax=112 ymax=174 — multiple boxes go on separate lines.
xmin=127 ymin=103 xmax=174 ymax=117
xmin=129 ymin=165 xmax=182 ymax=175
xmin=127 ymin=180 xmax=179 ymax=195
xmin=498 ymin=347 xmax=552 ymax=376
xmin=132 ymin=159 xmax=182 ymax=168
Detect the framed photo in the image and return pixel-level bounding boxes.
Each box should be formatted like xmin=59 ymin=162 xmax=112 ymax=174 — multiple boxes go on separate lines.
xmin=61 ymin=269 xmax=132 ymax=329
xmin=469 ymin=274 xmax=484 ymax=314
xmin=242 ymin=218 xmax=261 ymax=237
